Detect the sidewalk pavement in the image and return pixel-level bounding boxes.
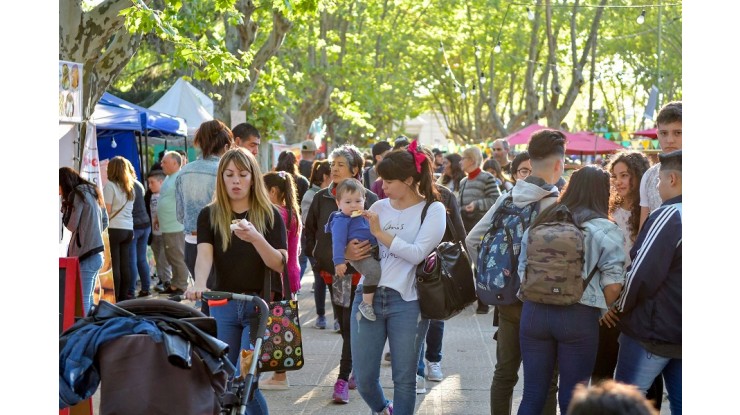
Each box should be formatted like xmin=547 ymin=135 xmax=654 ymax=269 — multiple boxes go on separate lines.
xmin=259 ymin=269 xmax=498 ymax=415
xmin=93 ymin=269 xmax=670 ymax=414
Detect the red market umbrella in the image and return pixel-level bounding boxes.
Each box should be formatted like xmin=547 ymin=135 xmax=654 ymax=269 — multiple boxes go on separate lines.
xmin=632 ymin=128 xmax=658 ymax=138
xmin=565 ymin=131 xmax=625 ymax=155
xmin=504 ymin=123 xmax=550 ymax=145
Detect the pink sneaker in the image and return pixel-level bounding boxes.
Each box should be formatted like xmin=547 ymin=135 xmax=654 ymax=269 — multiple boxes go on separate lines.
xmin=348 ymin=373 xmax=357 ymax=390
xmin=332 ymin=379 xmax=349 ymax=404
xmin=376 ymin=401 xmax=393 ymax=414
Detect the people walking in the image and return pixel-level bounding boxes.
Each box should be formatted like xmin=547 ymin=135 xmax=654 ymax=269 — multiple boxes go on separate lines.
xmin=184 ymin=148 xmax=287 ymax=415
xmin=348 ymin=141 xmax=446 ymax=415
xmin=305 ymin=144 xmax=378 ymax=404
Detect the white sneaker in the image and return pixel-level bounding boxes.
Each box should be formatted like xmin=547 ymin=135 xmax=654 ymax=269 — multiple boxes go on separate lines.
xmin=416 ymin=374 xmax=426 ymax=394
xmin=426 ymin=361 xmax=443 ymax=382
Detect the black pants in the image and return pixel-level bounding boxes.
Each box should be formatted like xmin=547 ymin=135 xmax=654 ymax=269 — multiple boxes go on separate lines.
xmin=327 ymin=282 xmax=357 ymax=381
xmin=108 ymin=228 xmax=134 ymax=302
xmin=592 ymin=324 xmax=664 ymax=410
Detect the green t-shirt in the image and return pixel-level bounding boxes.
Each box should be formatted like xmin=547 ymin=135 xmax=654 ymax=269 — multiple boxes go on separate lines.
xmin=158 ymin=171 xmax=184 ymax=233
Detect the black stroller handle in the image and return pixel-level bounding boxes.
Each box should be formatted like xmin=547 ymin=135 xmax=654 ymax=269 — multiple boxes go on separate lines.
xmin=166 ymin=291 xmax=270 ymax=415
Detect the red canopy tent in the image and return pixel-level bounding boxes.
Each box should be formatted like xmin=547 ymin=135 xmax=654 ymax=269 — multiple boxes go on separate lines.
xmin=565 ymin=131 xmax=624 ymax=155
xmin=632 ymin=128 xmax=658 ymax=138
xmin=504 ymin=123 xmax=549 ymax=145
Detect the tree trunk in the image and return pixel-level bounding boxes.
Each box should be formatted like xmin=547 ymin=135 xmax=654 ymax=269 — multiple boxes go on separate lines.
xmin=215 ymin=7 xmax=293 ymax=124
xmin=60 ymin=0 xmax=146 ymax=121
xmin=60 ymin=0 xmax=146 ymax=167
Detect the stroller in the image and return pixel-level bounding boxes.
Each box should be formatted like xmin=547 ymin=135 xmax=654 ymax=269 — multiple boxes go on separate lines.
xmin=59 ymin=292 xmax=269 ymax=415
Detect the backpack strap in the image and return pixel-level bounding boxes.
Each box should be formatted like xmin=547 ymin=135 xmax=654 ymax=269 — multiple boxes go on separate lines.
xmin=583 ymin=265 xmax=599 ymax=289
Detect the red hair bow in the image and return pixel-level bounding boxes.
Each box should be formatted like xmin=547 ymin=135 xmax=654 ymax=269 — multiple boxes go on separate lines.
xmin=407 ymin=140 xmax=426 ymax=174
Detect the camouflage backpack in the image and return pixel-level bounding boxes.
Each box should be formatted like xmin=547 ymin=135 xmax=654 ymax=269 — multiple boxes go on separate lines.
xmin=518 ymin=205 xmax=597 ymax=305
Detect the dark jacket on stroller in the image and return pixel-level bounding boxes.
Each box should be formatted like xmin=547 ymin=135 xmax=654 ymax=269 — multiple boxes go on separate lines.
xmin=59 ymin=299 xmax=234 ymax=414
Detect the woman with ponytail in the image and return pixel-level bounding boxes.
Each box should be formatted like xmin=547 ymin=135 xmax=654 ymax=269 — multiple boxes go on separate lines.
xmin=348 ymin=140 xmax=446 ymax=415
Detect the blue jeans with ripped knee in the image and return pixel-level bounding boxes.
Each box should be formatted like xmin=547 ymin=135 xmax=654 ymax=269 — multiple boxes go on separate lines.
xmin=350 ymin=285 xmax=429 ymax=415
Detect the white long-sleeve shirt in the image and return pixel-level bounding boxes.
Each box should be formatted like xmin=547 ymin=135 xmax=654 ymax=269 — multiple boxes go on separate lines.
xmin=368 ymin=198 xmax=446 ymax=301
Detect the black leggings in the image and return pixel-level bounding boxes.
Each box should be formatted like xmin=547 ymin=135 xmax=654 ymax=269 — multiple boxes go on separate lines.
xmin=327 ymin=282 xmax=357 ymax=381
xmin=108 ymin=228 xmax=134 ymax=302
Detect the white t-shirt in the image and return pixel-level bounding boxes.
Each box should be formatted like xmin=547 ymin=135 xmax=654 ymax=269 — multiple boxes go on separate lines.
xmin=368 ymin=199 xmax=446 ymax=301
xmin=611 ymin=206 xmax=634 ymax=268
xmin=103 ymin=181 xmax=134 ymax=230
xmin=639 ymin=163 xmax=662 ymax=213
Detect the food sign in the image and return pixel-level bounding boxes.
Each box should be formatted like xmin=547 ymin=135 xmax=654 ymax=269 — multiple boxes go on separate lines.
xmin=59 ymin=60 xmax=83 ymax=123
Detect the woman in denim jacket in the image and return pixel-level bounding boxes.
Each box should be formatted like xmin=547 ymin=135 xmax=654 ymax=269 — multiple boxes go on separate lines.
xmin=516 ymin=165 xmax=625 ymax=415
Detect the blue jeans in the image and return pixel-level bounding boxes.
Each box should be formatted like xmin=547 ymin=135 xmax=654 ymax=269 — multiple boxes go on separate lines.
xmin=210 ymin=299 xmax=269 ymax=415
xmin=350 ymin=286 xmax=429 ymax=415
xmin=298 ymin=233 xmax=309 ymax=282
xmin=615 ymin=333 xmax=681 ymax=414
xmin=299 ymin=253 xmax=309 ymax=283
xmin=518 ymin=302 xmax=600 ymax=415
xmin=128 ymin=227 xmax=152 ymax=295
xmin=79 ymin=252 xmax=104 ymax=315
xmin=417 ymin=319 xmax=444 ymax=376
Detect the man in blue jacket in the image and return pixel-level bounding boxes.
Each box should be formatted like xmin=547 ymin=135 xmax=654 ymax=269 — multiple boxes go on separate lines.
xmin=614 ymin=150 xmax=682 ymax=414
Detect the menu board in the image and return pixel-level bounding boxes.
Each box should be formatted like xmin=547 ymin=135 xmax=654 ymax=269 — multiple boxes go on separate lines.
xmin=59 ymin=60 xmax=83 ymax=123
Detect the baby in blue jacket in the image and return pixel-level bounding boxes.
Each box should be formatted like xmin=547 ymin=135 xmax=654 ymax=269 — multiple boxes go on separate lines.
xmin=325 ymin=178 xmax=380 ymax=321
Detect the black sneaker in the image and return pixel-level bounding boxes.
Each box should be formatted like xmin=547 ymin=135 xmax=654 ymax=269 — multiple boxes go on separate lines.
xmin=154 ymin=281 xmax=171 ymax=292
xmin=137 ymin=290 xmax=152 ymax=298
xmin=162 ymin=286 xmax=184 ymax=296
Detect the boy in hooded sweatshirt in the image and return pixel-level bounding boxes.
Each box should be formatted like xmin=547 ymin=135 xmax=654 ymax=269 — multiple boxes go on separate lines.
xmin=466 ymin=129 xmax=566 ymax=415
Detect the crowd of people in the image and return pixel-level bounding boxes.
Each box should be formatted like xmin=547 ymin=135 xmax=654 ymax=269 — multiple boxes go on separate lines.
xmin=59 ymin=101 xmax=681 ymax=415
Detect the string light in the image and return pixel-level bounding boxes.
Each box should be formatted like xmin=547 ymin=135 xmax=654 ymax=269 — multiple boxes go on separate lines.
xmin=636 ymin=9 xmax=646 ymax=24
xmin=480 ymin=72 xmax=486 ymax=84
xmin=475 ymin=45 xmax=481 ymax=58
xmin=494 ymin=41 xmax=501 ymax=53
xmin=111 ymin=137 xmax=118 ymax=149
xmin=527 ymin=7 xmax=535 ymax=21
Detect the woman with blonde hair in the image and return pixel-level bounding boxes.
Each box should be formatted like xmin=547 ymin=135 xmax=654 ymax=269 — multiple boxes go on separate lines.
xmin=103 ymin=156 xmax=136 ymax=302
xmin=185 ymin=148 xmax=287 ymax=415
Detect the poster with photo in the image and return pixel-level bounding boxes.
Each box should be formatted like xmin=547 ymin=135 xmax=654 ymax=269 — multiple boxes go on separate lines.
xmin=59 ymin=60 xmax=83 ymax=123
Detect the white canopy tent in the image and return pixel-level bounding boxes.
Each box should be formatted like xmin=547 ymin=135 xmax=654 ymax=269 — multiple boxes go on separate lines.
xmin=149 ymin=78 xmax=214 ymax=137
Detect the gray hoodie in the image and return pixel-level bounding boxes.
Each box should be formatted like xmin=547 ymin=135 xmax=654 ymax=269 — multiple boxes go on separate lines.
xmin=65 ymin=184 xmax=109 ymax=260
xmin=465 ymin=177 xmax=558 ymax=261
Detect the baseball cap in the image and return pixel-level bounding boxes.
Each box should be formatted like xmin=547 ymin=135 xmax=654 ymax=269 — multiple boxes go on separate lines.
xmin=301 ymin=139 xmax=317 ymax=152
xmin=432 ymin=148 xmax=442 ymax=156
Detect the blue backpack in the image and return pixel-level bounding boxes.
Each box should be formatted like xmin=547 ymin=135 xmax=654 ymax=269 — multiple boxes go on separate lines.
xmin=475 ymin=194 xmax=553 ymax=305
